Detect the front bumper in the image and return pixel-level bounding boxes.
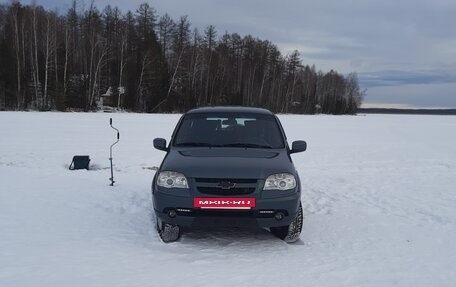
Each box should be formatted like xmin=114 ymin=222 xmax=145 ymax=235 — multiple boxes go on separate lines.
xmin=152 ymin=182 xmax=301 ymax=228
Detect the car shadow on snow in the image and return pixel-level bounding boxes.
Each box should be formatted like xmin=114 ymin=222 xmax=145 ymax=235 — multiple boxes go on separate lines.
xmin=178 ymin=226 xmax=304 ymax=247
xmin=148 ymin=212 xmax=305 ymax=247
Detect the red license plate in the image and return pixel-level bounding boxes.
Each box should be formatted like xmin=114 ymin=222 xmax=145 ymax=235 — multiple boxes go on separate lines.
xmin=194 ymin=198 xmax=256 ymax=209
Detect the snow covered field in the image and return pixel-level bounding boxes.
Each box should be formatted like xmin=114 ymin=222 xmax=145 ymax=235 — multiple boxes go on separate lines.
xmin=1 ymin=111 xmax=456 ymax=287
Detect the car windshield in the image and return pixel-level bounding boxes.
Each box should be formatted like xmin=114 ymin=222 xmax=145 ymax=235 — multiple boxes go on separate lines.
xmin=173 ymin=112 xmax=285 ymax=149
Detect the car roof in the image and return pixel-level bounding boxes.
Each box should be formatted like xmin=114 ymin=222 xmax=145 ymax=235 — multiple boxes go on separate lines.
xmin=186 ymin=106 xmax=274 ymax=115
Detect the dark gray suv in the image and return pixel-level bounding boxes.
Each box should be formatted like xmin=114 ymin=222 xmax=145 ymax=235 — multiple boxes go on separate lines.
xmin=152 ymin=106 xmax=307 ymax=242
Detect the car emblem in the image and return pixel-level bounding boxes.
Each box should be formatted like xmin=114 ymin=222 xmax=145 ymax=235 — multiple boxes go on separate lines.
xmin=218 ymin=181 xmax=236 ymax=190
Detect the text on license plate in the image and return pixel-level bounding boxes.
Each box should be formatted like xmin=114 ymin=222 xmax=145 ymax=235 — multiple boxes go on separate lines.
xmin=194 ymin=198 xmax=256 ymax=209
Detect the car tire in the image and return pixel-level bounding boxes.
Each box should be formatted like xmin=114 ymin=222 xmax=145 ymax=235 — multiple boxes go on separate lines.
xmin=156 ymin=216 xmax=181 ymax=243
xmin=270 ymin=202 xmax=303 ymax=243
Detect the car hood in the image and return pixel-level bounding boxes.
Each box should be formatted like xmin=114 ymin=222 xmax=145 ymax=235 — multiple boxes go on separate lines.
xmin=160 ymin=148 xmax=295 ymax=179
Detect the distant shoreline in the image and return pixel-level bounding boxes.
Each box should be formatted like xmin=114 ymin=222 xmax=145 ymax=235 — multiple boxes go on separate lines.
xmin=358 ymin=108 xmax=456 ymax=115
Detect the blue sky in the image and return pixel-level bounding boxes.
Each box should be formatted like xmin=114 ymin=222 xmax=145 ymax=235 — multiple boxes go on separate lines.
xmin=16 ymin=0 xmax=456 ymax=108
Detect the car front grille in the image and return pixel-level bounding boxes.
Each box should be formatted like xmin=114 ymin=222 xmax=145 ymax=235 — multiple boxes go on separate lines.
xmin=194 ymin=178 xmax=258 ymax=195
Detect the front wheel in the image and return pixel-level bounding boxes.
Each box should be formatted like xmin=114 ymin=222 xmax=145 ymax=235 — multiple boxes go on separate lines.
xmin=270 ymin=202 xmax=303 ymax=243
xmin=156 ymin=216 xmax=181 ymax=243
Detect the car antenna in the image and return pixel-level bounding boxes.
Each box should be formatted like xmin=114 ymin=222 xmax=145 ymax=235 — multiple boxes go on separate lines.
xmin=109 ymin=118 xmax=120 ymax=186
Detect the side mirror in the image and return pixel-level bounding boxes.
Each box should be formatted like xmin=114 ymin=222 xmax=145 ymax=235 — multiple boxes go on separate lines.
xmin=290 ymin=140 xmax=307 ymax=154
xmin=154 ymin=138 xmax=167 ymax=152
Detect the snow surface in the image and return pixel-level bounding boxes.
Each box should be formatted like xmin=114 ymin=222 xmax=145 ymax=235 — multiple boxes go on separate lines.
xmin=1 ymin=112 xmax=456 ymax=287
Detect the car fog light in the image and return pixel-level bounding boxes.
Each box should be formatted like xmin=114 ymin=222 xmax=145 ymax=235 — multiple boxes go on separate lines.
xmin=168 ymin=210 xmax=177 ymax=218
xmin=275 ymin=212 xmax=285 ymax=221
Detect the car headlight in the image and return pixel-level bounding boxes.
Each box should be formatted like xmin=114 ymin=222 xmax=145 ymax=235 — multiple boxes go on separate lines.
xmin=157 ymin=171 xmax=189 ymax=189
xmin=263 ymin=173 xmax=296 ymax=190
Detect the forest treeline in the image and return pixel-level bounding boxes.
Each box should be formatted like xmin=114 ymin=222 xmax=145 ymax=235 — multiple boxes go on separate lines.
xmin=0 ymin=1 xmax=364 ymax=114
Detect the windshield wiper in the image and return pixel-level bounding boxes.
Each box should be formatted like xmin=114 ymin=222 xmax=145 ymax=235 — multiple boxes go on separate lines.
xmin=222 ymin=143 xmax=273 ymax=149
xmin=175 ymin=142 xmax=221 ymax=147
